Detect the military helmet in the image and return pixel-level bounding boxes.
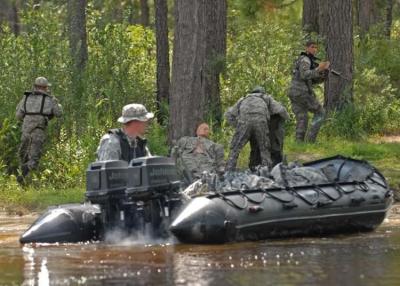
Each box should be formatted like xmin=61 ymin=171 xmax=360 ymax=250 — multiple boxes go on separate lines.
xmin=250 ymin=86 xmax=265 ymax=94
xmin=34 ymin=77 xmax=51 ymax=87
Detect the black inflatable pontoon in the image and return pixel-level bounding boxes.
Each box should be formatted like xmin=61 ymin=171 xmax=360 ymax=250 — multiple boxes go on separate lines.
xmin=170 ymin=156 xmax=393 ymax=243
xmin=20 ymin=156 xmax=184 ymax=244
xmin=20 ymin=155 xmax=392 ymax=244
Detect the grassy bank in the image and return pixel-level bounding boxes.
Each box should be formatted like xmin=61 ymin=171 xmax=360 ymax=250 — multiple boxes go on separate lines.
xmin=0 ymin=136 xmax=399 ymax=214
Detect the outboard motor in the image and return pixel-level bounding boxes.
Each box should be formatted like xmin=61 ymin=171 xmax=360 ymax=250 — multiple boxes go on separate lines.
xmin=86 ymin=156 xmax=184 ymax=238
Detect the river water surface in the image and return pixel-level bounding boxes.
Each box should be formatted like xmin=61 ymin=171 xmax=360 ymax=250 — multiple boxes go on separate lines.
xmin=1 ymin=208 xmax=400 ymax=286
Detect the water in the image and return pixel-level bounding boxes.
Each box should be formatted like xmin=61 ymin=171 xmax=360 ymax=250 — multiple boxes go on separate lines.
xmin=2 ymin=210 xmax=400 ymax=286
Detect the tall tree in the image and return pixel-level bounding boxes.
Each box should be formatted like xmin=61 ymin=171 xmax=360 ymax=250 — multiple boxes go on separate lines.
xmin=67 ymin=0 xmax=88 ymax=72
xmin=154 ymin=0 xmax=170 ymax=125
xmin=169 ymin=0 xmax=227 ymax=143
xmin=357 ymin=0 xmax=379 ymax=36
xmin=385 ymin=0 xmax=393 ymax=38
xmin=319 ymin=0 xmax=353 ymax=112
xmin=140 ymin=0 xmax=150 ymax=26
xmin=303 ymin=0 xmax=319 ymax=34
xmin=10 ymin=0 xmax=19 ymax=36
xmin=0 ymin=0 xmax=19 ymax=35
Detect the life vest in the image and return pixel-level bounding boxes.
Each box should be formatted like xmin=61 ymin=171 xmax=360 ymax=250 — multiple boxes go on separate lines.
xmin=108 ymin=128 xmax=148 ymax=162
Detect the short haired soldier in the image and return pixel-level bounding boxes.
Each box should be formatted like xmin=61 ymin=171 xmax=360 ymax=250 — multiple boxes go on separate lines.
xmin=225 ymin=86 xmax=288 ymax=171
xmin=171 ymin=123 xmax=225 ymax=184
xmin=16 ymin=77 xmax=63 ymax=183
xmin=289 ymin=41 xmax=330 ymax=143
xmin=96 ymin=103 xmax=154 ymax=162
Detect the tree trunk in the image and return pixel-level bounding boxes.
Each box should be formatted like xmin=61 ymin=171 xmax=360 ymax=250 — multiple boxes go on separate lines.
xmin=154 ymin=0 xmax=170 ymax=125
xmin=67 ymin=0 xmax=88 ymax=71
xmin=320 ymin=0 xmax=353 ymax=112
xmin=10 ymin=0 xmax=19 ymax=36
xmin=169 ymin=0 xmax=227 ymax=143
xmin=0 ymin=0 xmax=19 ymax=35
xmin=140 ymin=0 xmax=150 ymax=27
xmin=357 ymin=0 xmax=379 ymax=36
xmin=385 ymin=0 xmax=393 ymax=38
xmin=128 ymin=0 xmax=140 ymax=24
xmin=303 ymin=0 xmax=319 ymax=34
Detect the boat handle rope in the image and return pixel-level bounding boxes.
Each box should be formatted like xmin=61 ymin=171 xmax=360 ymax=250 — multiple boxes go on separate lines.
xmin=287 ymin=187 xmax=320 ymax=206
xmin=265 ymin=188 xmax=295 ymax=203
xmin=356 ymin=181 xmax=370 ymax=192
xmin=216 ymin=192 xmax=248 ymax=210
xmin=312 ymin=184 xmax=343 ymax=201
xmin=239 ymin=190 xmax=267 ymax=204
xmin=335 ymin=159 xmax=348 ymax=182
xmin=367 ymin=175 xmax=388 ymax=189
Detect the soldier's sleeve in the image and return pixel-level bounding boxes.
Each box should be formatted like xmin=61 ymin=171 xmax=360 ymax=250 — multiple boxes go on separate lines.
xmin=15 ymin=97 xmax=25 ymax=121
xmin=268 ymin=97 xmax=289 ymax=120
xmin=225 ymin=102 xmax=239 ymax=127
xmin=51 ymin=97 xmax=63 ymax=118
xmin=299 ymin=57 xmax=324 ymax=81
xmin=96 ymin=134 xmax=121 ymax=161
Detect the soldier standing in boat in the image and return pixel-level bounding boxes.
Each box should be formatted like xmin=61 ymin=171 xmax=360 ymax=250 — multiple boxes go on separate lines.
xmin=225 ymin=86 xmax=288 ymax=171
xmin=96 ymin=103 xmax=154 ymax=162
xmin=16 ymin=77 xmax=63 ymax=183
xmin=288 ymin=40 xmax=330 ymax=143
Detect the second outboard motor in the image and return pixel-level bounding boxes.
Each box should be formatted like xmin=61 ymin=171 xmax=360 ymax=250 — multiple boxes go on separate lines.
xmin=86 ymin=156 xmax=184 ymax=239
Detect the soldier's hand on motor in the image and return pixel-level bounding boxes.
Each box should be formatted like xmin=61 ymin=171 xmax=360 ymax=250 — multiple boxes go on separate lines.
xmin=317 ymin=61 xmax=330 ymax=71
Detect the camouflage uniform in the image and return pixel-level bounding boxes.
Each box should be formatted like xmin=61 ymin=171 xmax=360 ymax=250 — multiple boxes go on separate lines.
xmin=16 ymin=90 xmax=62 ymax=177
xmin=288 ymin=52 xmax=326 ymax=142
xmin=225 ymin=90 xmax=288 ymax=171
xmin=171 ymin=136 xmax=225 ymax=183
xmin=96 ymin=130 xmax=150 ymax=161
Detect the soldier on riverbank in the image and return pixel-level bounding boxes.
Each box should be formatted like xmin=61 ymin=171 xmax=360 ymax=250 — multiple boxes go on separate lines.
xmin=16 ymin=77 xmax=63 ymax=183
xmin=288 ymin=40 xmax=330 ymax=143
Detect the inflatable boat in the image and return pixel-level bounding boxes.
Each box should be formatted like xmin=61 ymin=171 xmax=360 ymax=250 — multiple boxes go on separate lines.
xmin=20 ymin=155 xmax=392 ymax=244
xmin=170 ymin=155 xmax=393 ymax=243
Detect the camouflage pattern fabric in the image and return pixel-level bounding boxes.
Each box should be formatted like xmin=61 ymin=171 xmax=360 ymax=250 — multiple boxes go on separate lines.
xmin=183 ymin=169 xmax=280 ymax=197
xmin=288 ymin=54 xmax=326 ymax=142
xmin=225 ymin=92 xmax=288 ymax=171
xmin=96 ymin=132 xmax=150 ymax=161
xmin=271 ymin=162 xmax=329 ymax=187
xmin=171 ymin=136 xmax=225 ymax=183
xmin=15 ymin=91 xmax=62 ymax=176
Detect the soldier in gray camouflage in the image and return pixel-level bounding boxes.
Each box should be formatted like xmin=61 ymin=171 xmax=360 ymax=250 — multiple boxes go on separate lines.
xmin=288 ymin=41 xmax=330 ymax=143
xmin=171 ymin=123 xmax=225 ymax=184
xmin=16 ymin=77 xmax=63 ymax=182
xmin=225 ymin=86 xmax=289 ymax=171
xmin=96 ymin=103 xmax=154 ymax=162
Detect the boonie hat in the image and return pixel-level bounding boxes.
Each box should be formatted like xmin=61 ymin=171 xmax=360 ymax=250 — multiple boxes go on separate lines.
xmin=34 ymin=77 xmax=51 ymax=87
xmin=117 ymin=103 xmax=154 ymax=123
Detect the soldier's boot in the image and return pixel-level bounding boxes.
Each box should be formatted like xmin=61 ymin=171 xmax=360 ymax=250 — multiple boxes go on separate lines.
xmin=17 ymin=165 xmax=30 ymax=185
xmin=295 ymin=131 xmax=306 ymax=142
xmin=306 ymin=113 xmax=325 ymax=143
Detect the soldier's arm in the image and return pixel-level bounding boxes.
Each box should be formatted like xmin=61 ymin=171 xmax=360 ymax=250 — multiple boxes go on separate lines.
xmin=268 ymin=97 xmax=289 ymax=120
xmin=96 ymin=134 xmax=121 ymax=161
xmin=299 ymin=57 xmax=324 ymax=81
xmin=15 ymin=98 xmax=25 ymax=121
xmin=51 ymin=97 xmax=63 ymax=118
xmin=224 ymin=103 xmax=239 ymax=127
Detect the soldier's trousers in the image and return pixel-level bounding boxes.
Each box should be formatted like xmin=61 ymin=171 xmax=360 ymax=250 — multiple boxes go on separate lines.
xmin=19 ymin=128 xmax=46 ymax=176
xmin=289 ymin=89 xmax=325 ymax=143
xmin=249 ymin=116 xmax=285 ymax=169
xmin=226 ymin=120 xmax=272 ymax=171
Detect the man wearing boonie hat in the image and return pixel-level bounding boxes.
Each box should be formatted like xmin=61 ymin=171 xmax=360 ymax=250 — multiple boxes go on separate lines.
xmin=96 ymin=103 xmax=154 ymax=162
